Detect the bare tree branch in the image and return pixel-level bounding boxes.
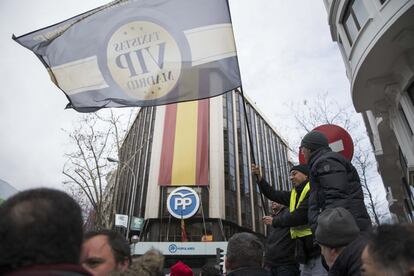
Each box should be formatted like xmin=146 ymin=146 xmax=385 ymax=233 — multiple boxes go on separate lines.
xmin=62 ymin=111 xmax=130 ymax=229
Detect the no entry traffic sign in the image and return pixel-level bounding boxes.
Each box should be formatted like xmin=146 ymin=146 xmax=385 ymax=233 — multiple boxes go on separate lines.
xmin=299 ymin=124 xmax=354 ymax=164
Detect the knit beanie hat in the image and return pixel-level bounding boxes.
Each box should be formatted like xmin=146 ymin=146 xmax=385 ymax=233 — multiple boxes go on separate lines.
xmin=315 ymin=207 xmax=359 ymax=248
xmin=289 ymin=164 xmax=309 ymax=176
xmin=300 ymin=131 xmax=329 ymax=150
xmin=170 ymin=261 xmax=193 ymax=276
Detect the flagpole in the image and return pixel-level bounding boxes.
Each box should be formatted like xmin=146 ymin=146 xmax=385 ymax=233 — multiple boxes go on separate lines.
xmin=225 ymin=1 xmax=267 ymax=216
xmin=181 ymin=211 xmax=187 ymax=242
xmin=238 ymin=87 xmax=268 ymax=216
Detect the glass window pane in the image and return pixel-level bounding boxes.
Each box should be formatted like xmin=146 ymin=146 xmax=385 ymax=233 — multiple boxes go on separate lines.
xmin=399 ymin=104 xmax=413 ymax=136
xmin=352 ymin=0 xmax=369 ymax=27
xmin=345 ymin=13 xmax=359 ymax=44
xmin=408 ymin=82 xmax=414 ymax=107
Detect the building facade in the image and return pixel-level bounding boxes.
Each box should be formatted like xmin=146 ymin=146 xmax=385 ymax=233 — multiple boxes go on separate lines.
xmin=324 ymin=0 xmax=414 ymax=221
xmin=101 ymin=171 xmax=117 ymax=229
xmin=112 ymin=90 xmax=292 ymax=242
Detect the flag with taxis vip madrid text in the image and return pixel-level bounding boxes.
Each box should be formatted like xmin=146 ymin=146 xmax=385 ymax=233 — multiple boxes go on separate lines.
xmin=13 ymin=0 xmax=241 ymax=112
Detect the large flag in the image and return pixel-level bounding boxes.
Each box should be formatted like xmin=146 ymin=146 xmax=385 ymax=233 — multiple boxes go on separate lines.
xmin=159 ymin=99 xmax=209 ymax=186
xmin=13 ymin=0 xmax=241 ymax=112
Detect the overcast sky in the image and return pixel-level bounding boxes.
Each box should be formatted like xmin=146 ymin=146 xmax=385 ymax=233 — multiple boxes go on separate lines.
xmin=0 ymin=0 xmax=386 ymax=212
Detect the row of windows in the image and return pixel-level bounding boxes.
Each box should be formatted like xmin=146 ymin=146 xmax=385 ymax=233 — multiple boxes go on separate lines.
xmin=114 ymin=107 xmax=156 ymax=221
xmin=340 ymin=0 xmax=387 ymax=46
xmin=395 ymin=82 xmax=414 ymax=222
xmin=343 ymin=0 xmax=369 ymax=45
xmin=399 ymin=83 xmax=414 ymax=140
xmin=402 ymin=176 xmax=414 ymax=222
xmin=143 ymin=219 xmax=250 ymax=242
xmin=223 ymin=90 xmax=291 ymax=234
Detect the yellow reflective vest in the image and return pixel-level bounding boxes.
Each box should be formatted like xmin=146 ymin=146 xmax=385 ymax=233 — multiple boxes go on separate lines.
xmin=289 ymin=182 xmax=312 ymax=239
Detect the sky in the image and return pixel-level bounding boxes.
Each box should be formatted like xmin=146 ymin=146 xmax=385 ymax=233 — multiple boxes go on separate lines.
xmin=0 ymin=0 xmax=389 ymax=216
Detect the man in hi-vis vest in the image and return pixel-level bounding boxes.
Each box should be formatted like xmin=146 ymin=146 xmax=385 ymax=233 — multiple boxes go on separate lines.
xmin=252 ymin=164 xmax=327 ymax=276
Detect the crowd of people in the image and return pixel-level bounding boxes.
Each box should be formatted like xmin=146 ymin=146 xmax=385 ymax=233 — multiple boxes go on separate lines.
xmin=0 ymin=187 xmax=198 ymax=276
xmin=252 ymin=130 xmax=414 ymax=276
xmin=0 ymin=130 xmax=413 ymax=275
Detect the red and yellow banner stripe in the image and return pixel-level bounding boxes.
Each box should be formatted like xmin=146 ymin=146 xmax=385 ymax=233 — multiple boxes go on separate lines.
xmin=159 ymin=99 xmax=209 ymax=186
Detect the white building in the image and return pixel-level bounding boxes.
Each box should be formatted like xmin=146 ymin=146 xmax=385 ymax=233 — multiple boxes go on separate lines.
xmin=324 ymin=0 xmax=414 ymax=221
xmin=111 ymin=90 xmax=292 ymax=240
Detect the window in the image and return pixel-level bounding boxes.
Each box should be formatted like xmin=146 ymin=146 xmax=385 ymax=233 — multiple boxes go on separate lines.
xmin=343 ymin=0 xmax=369 ymax=45
xmin=399 ymin=104 xmax=413 ymax=137
xmin=408 ymin=82 xmax=414 ymax=107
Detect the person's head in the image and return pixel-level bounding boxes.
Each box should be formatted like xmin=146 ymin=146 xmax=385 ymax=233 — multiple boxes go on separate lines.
xmin=300 ymin=130 xmax=329 ymax=163
xmin=199 ymin=264 xmax=221 ymax=276
xmin=111 ymin=249 xmax=164 ymax=276
xmin=225 ymin=232 xmax=264 ymax=272
xmin=81 ymin=229 xmax=131 ymax=276
xmin=315 ymin=207 xmax=359 ymax=268
xmin=289 ymin=164 xmax=309 ymax=186
xmin=0 ymin=188 xmax=83 ymax=272
xmin=361 ymin=224 xmax=414 ymax=276
xmin=135 ymin=249 xmax=164 ymax=276
xmin=170 ymin=261 xmax=193 ymax=276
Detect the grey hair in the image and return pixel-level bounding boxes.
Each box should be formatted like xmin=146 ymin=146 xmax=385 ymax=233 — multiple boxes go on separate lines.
xmin=226 ymin=232 xmax=264 ymax=270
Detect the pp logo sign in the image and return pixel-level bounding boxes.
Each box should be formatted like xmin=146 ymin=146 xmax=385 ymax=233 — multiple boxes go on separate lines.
xmin=168 ymin=244 xmax=178 ymax=253
xmin=167 ymin=187 xmax=200 ymax=219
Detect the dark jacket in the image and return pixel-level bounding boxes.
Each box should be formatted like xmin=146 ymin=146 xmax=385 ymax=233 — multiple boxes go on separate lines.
xmin=227 ymin=266 xmax=270 ymax=276
xmin=257 ymin=179 xmax=320 ymax=263
xmin=307 ymin=147 xmax=371 ymax=233
xmin=264 ymin=207 xmax=297 ymax=266
xmin=5 ymin=264 xmax=92 ymax=276
xmin=328 ymin=233 xmax=368 ymax=276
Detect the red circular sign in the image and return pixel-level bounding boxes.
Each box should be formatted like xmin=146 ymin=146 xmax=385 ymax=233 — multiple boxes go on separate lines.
xmin=299 ymin=124 xmax=354 ymax=164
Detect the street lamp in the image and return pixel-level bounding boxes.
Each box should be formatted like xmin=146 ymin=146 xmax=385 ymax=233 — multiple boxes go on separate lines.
xmin=131 ymin=234 xmax=140 ymax=256
xmin=107 ymin=157 xmax=138 ymax=240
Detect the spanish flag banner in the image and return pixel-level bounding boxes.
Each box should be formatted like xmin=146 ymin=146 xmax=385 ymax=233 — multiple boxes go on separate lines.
xmin=159 ymin=99 xmax=209 ymax=186
xmin=13 ymin=0 xmax=241 ymax=112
